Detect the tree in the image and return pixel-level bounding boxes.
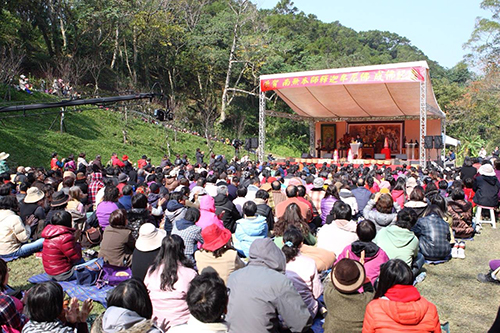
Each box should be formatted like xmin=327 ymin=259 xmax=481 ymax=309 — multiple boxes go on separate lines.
xmin=465 ymin=0 xmax=500 ymax=65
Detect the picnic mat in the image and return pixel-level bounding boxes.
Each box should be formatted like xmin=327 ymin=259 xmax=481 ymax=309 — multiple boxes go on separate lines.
xmin=28 ymin=273 xmax=112 ymax=307
xmin=311 ymin=317 xmax=324 ymax=333
xmin=2 ymin=256 xmax=19 ymax=263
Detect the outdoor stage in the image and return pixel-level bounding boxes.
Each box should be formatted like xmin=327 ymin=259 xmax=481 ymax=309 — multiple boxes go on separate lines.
xmin=258 ymin=61 xmax=448 ymax=168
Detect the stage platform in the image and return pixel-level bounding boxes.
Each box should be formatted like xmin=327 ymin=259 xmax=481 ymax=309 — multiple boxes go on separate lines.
xmin=274 ymin=158 xmax=421 ymax=169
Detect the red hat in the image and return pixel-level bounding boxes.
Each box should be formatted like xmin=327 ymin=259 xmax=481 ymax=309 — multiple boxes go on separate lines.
xmin=201 ymin=224 xmax=231 ymax=252
xmin=267 ymin=176 xmax=277 ymax=183
xmin=122 ymin=155 xmax=129 ymax=161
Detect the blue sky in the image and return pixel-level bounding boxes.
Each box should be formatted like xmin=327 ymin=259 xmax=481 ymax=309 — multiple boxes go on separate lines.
xmin=257 ymin=0 xmax=489 ymax=69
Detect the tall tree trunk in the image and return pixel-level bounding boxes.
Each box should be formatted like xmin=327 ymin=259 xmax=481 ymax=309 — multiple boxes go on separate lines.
xmin=59 ymin=6 xmax=67 ymax=49
xmin=220 ymin=22 xmax=238 ymax=123
xmin=110 ymin=26 xmax=119 ymax=69
xmin=132 ymin=27 xmax=138 ymax=85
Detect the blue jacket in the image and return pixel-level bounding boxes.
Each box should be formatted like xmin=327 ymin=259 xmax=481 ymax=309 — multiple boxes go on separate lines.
xmin=118 ymin=195 xmax=132 ymax=211
xmin=234 ymin=215 xmax=268 ymax=258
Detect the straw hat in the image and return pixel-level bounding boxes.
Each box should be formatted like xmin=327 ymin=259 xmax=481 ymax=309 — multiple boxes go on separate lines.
xmin=201 ymin=224 xmax=232 ymax=252
xmin=135 ymin=223 xmax=166 ymax=252
xmin=331 ymin=258 xmax=366 ymax=293
xmin=63 ymin=171 xmax=76 ymax=179
xmin=0 ymin=152 xmax=9 ymax=161
xmin=24 ymin=187 xmax=45 ymax=204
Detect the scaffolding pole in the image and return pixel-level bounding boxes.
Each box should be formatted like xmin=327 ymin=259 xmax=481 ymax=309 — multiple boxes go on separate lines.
xmin=309 ymin=120 xmax=316 ymax=157
xmin=419 ymin=76 xmax=427 ymax=168
xmin=258 ymin=88 xmax=266 ymax=163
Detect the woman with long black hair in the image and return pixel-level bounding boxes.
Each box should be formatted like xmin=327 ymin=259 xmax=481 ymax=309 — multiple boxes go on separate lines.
xmin=282 ymin=226 xmax=323 ymax=318
xmin=363 ymin=259 xmax=441 ymax=332
xmin=144 ymin=235 xmax=197 ymax=327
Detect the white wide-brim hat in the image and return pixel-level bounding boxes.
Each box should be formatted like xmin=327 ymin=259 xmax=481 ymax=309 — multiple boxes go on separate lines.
xmin=135 ymin=223 xmax=166 ymax=252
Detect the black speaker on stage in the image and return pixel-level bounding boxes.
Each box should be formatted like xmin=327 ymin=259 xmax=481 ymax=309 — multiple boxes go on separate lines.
xmin=434 ymin=135 xmax=444 ymax=149
xmin=301 ymin=153 xmax=312 ymax=158
xmin=323 ymin=153 xmax=333 ymax=159
xmin=250 ymin=137 xmax=259 ymax=149
xmin=424 ymin=136 xmax=434 ymax=149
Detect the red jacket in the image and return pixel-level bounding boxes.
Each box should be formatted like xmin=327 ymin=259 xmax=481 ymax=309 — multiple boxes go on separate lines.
xmin=41 ymin=224 xmax=82 ymax=276
xmin=137 ymin=159 xmax=147 ymax=169
xmin=111 ymin=156 xmax=125 ymax=168
xmin=363 ymin=285 xmax=441 ymax=332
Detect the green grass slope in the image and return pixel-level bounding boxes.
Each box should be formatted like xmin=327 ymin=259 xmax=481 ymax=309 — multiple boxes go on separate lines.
xmin=0 ymin=104 xmax=236 ymax=168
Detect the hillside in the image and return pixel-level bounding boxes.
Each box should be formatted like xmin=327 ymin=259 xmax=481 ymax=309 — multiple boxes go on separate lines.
xmin=0 ymin=91 xmax=239 ymax=168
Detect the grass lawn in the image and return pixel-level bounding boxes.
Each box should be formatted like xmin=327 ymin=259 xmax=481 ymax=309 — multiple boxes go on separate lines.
xmin=6 ymin=224 xmax=499 ymax=331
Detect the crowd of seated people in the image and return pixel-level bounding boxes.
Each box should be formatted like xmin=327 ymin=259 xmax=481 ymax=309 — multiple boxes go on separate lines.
xmin=0 ymin=149 xmax=498 ymax=332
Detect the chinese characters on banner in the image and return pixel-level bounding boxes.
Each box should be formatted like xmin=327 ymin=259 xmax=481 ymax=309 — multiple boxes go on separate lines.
xmin=260 ymin=67 xmax=425 ymax=92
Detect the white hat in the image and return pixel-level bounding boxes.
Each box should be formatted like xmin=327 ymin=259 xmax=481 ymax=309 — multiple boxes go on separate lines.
xmin=24 ymin=187 xmax=45 ymax=204
xmin=0 ymin=152 xmax=9 ymax=161
xmin=20 ymin=75 xmax=26 ymax=79
xmin=135 ymin=223 xmax=166 ymax=252
xmin=479 ymin=164 xmax=495 ymax=177
xmin=313 ymin=178 xmax=324 ymax=189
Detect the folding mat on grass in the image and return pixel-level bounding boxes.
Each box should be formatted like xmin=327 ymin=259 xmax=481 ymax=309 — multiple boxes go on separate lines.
xmin=28 ymin=273 xmax=113 ymax=307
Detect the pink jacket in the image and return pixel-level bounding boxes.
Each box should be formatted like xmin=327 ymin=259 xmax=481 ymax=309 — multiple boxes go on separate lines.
xmin=391 ymin=189 xmax=406 ymax=208
xmin=196 ymin=195 xmax=224 ymax=230
xmin=144 ymin=264 xmax=197 ymax=326
xmin=336 ymin=243 xmax=389 ymax=285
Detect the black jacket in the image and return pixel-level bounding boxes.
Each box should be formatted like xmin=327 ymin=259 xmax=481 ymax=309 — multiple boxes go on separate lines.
xmin=214 ymin=194 xmax=241 ymax=233
xmin=255 ymin=200 xmax=274 ymax=233
xmin=473 ymin=175 xmax=500 ymax=207
xmin=460 ymin=166 xmax=477 ymax=180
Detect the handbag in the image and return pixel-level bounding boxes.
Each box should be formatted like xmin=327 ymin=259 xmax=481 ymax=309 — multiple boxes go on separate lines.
xmin=96 ymin=263 xmax=132 ymax=288
xmin=80 ymin=226 xmax=102 ymax=248
xmin=75 ymin=258 xmax=104 ymax=286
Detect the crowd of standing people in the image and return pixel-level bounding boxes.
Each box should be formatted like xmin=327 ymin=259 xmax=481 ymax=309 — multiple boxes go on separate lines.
xmin=0 ymin=147 xmax=498 ymax=332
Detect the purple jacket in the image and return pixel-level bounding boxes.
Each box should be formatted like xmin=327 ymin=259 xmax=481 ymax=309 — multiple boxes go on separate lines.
xmin=336 ymin=242 xmax=389 ymax=285
xmin=320 ymin=196 xmax=338 ymax=225
xmin=96 ymin=201 xmax=119 ymax=230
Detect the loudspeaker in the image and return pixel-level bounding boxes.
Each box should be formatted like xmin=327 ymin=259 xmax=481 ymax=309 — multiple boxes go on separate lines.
xmin=395 ymin=154 xmax=407 ymax=160
xmin=434 ymin=135 xmax=444 ymax=149
xmin=424 ymin=136 xmax=434 ymax=149
xmin=323 ymin=153 xmax=333 ymax=159
xmin=374 ymin=154 xmax=386 ymax=160
xmin=154 ymin=109 xmax=165 ymax=121
xmin=250 ymin=137 xmax=259 ymax=149
xmin=301 ymin=153 xmax=312 ymax=158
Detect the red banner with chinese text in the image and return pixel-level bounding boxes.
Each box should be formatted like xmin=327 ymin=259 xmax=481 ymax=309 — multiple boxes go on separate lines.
xmin=260 ymin=67 xmax=425 ymax=92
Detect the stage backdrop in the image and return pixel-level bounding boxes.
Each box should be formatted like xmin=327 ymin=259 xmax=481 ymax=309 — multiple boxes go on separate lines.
xmin=347 ymin=122 xmax=403 ymax=154
xmin=320 ymin=124 xmax=336 ymax=151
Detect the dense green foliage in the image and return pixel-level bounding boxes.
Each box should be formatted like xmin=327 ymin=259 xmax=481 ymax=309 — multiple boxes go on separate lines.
xmin=0 ymin=0 xmax=499 ymax=158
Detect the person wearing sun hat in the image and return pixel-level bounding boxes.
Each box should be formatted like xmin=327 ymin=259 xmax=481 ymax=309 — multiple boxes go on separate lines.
xmin=116 ymin=173 xmax=129 ymax=194
xmin=194 ymin=223 xmax=244 ymax=284
xmin=323 ymin=258 xmax=373 ymax=332
xmin=0 ymin=152 xmax=9 ymax=174
xmin=19 ymin=187 xmax=46 ymax=225
xmin=45 ymin=191 xmax=70 ymax=227
xmin=473 ymin=163 xmax=500 ymax=208
xmin=131 ymin=223 xmax=166 ymax=281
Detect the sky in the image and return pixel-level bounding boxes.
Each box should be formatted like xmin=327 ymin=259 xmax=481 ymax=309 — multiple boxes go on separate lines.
xmin=257 ymin=0 xmax=489 ymax=69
